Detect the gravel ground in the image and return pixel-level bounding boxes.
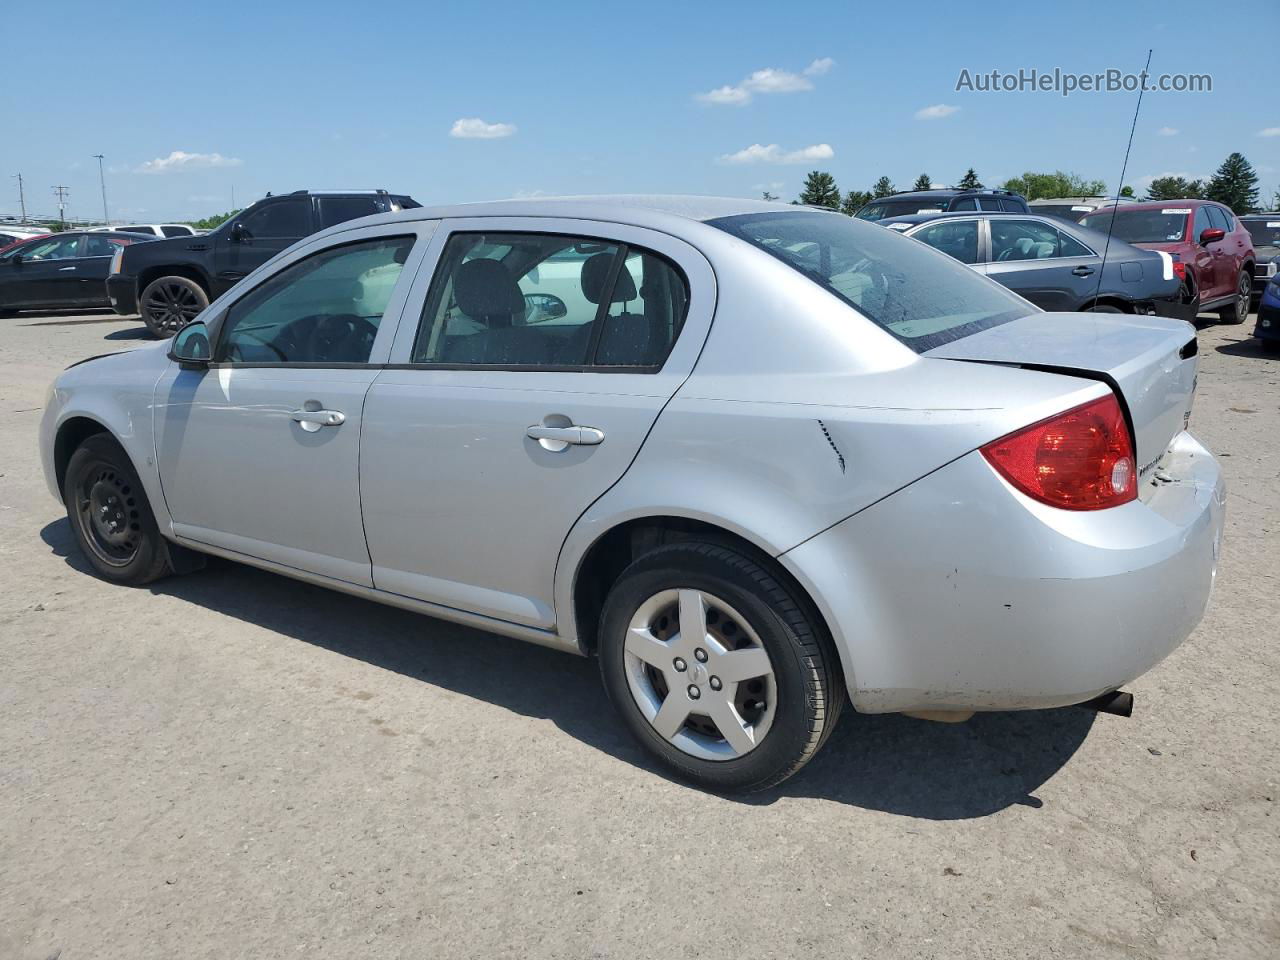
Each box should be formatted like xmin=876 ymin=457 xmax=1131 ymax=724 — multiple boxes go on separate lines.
xmin=1 ymin=308 xmax=1277 ymax=960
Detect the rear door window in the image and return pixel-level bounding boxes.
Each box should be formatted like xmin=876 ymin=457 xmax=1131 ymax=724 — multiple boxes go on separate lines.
xmin=978 ymin=197 xmax=1002 ymax=211
xmin=83 ymin=235 xmax=124 ymax=258
xmin=951 ymin=197 xmax=977 ymax=211
xmin=910 ymin=220 xmax=980 ymax=264
xmin=318 ymin=197 xmax=382 ymax=229
xmin=990 ymin=219 xmax=1065 ymax=260
xmin=411 ymin=232 xmax=688 ymax=369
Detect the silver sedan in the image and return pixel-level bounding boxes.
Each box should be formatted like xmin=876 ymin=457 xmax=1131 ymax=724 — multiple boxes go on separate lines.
xmin=39 ymin=197 xmax=1225 ymax=791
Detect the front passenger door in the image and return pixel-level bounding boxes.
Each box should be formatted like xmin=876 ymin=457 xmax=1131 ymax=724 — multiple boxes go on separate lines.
xmin=155 ymin=227 xmax=427 ymax=584
xmin=215 ymin=196 xmax=314 ymax=295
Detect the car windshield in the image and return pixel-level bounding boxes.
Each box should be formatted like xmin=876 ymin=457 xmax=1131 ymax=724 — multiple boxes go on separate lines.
xmin=856 ymin=198 xmax=948 ymax=221
xmin=709 ymin=211 xmax=1037 ymax=352
xmin=1243 ymin=219 xmax=1280 ymax=248
xmin=1082 ymin=208 xmax=1189 ymax=243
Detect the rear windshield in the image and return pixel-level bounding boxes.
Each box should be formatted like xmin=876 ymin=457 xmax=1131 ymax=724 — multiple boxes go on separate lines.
xmin=709 ymin=211 xmax=1037 ymax=352
xmin=855 ymin=198 xmax=948 ymax=221
xmin=1031 ymin=204 xmax=1092 ymax=221
xmin=1081 ymin=208 xmax=1189 ymax=243
xmin=1243 ymin=219 xmax=1280 ymax=248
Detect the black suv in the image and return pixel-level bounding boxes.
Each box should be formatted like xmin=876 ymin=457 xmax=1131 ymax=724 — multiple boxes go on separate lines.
xmin=855 ymin=188 xmax=1029 ymax=222
xmin=109 ymin=189 xmax=420 ymax=336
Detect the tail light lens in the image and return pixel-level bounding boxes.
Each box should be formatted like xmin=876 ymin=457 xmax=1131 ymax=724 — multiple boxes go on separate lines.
xmin=981 ymin=394 xmax=1136 ymax=510
xmin=1171 ymin=258 xmax=1186 ymax=282
xmin=109 ymin=247 xmax=124 ymax=275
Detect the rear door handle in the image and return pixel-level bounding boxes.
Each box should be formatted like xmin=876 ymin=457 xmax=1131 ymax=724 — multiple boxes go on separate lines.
xmin=526 ymin=423 xmax=605 ymax=451
xmin=1072 ymin=265 xmax=1095 ymax=277
xmin=291 ymin=408 xmax=346 ymax=432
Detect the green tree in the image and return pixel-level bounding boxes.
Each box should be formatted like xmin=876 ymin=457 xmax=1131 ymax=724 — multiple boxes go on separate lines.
xmin=840 ymin=190 xmax=873 ymax=216
xmin=761 ymin=190 xmax=778 ymax=202
xmin=912 ymin=173 xmax=932 ymax=191
xmin=1119 ymin=185 xmax=1135 ymax=198
xmin=872 ymin=176 xmax=895 ymax=198
xmin=185 ymin=209 xmax=242 ymax=231
xmin=1001 ymin=171 xmax=1107 ymax=201
xmin=1205 ymin=152 xmax=1261 ymax=213
xmin=798 ymin=171 xmax=841 ymax=209
xmin=1272 ymin=189 xmax=1280 ymax=211
xmin=1145 ymin=176 xmax=1204 ymax=201
xmin=957 ymin=168 xmax=982 ymax=189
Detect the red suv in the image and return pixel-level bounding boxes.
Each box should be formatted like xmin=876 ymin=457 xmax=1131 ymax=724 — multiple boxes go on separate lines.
xmin=1081 ymin=200 xmax=1255 ymax=324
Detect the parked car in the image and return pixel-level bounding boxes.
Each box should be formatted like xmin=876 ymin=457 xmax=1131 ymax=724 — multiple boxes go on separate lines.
xmin=1238 ymin=213 xmax=1280 ymax=298
xmin=854 ymin=188 xmax=1030 ymax=221
xmin=0 ymin=232 xmax=49 ymax=255
xmin=0 ymin=226 xmax=53 ymax=248
xmin=1028 ymin=197 xmax=1135 ymax=223
xmin=42 ymin=197 xmax=1223 ymax=792
xmin=1080 ymin=200 xmax=1255 ymax=324
xmin=0 ymin=232 xmax=154 ymax=316
xmin=87 ymin=223 xmax=201 ymax=238
xmin=108 ymin=189 xmax=421 ymax=337
xmin=880 ymin=211 xmax=1194 ymax=320
xmin=1253 ymin=270 xmax=1280 ymax=351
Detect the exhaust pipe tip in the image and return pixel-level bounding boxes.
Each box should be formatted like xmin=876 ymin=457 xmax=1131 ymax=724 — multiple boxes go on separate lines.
xmin=1077 ymin=690 xmax=1134 ymax=717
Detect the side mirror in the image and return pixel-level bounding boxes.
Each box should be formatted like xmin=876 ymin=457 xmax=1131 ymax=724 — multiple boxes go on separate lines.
xmin=168 ymin=320 xmax=212 ymax=368
xmin=10 ymin=253 xmax=22 ymax=266
xmin=1200 ymin=227 xmax=1226 ymax=245
xmin=229 ymin=222 xmax=247 ymax=243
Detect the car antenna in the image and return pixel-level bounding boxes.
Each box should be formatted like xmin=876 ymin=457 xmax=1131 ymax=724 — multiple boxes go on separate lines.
xmin=1094 ymin=48 xmax=1153 ymax=308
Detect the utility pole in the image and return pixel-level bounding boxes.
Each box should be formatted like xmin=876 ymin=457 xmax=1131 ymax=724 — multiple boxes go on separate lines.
xmin=52 ymin=185 xmax=70 ymax=224
xmin=12 ymin=173 xmax=26 ymax=222
xmin=93 ymin=154 xmax=109 ymax=225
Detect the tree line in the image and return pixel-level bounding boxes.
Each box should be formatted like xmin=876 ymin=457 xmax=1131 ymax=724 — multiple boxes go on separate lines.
xmin=791 ymin=152 xmax=1276 ymax=216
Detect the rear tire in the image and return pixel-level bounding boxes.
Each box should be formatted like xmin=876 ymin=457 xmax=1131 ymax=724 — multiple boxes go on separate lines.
xmin=598 ymin=541 xmax=844 ymax=792
xmin=63 ymin=434 xmax=173 ymax=585
xmin=1218 ymin=271 xmax=1251 ymax=324
xmin=1087 ymin=304 xmax=1124 ymax=313
xmin=141 ymin=275 xmax=208 ymax=338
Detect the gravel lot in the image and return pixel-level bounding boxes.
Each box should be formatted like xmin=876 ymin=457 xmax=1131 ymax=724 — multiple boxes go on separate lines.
xmin=1 ymin=308 xmax=1277 ymax=960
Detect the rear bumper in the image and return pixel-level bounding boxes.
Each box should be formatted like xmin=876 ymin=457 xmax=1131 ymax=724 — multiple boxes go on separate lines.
xmin=106 ymin=275 xmax=138 ymax=316
xmin=781 ymin=432 xmax=1225 ymax=713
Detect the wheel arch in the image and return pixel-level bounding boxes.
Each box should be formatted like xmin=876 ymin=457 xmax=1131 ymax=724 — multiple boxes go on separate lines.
xmin=53 ymin=415 xmax=114 ymax=494
xmin=137 ymin=263 xmax=212 ymax=297
xmin=566 ymin=515 xmax=843 ymax=688
xmin=1076 ymin=295 xmax=1133 ymax=313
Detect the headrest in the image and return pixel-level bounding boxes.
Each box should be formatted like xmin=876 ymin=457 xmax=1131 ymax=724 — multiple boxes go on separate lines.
xmin=454 ymin=258 xmax=525 ymax=318
xmin=581 ymin=252 xmax=638 ymax=304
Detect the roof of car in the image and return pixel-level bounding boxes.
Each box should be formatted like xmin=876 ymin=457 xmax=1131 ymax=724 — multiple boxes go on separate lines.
xmin=877 ymin=211 xmax=1035 ymax=226
xmin=339 ymin=195 xmax=816 ymax=232
xmin=1084 ymin=199 xmax=1211 ymax=212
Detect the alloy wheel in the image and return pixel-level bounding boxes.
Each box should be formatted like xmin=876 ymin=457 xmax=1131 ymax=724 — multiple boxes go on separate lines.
xmin=145 ymin=282 xmax=202 ymax=333
xmin=1238 ymin=274 xmax=1251 ymax=321
xmin=623 ymin=588 xmax=776 ymax=761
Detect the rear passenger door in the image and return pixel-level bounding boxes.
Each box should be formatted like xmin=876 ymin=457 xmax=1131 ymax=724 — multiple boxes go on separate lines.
xmin=359 ymin=218 xmax=714 ymax=629
xmin=984 ymin=218 xmax=1098 ymax=311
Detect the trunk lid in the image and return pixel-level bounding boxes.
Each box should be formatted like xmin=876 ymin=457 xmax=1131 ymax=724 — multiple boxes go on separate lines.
xmin=925 ymin=312 xmax=1199 ymax=470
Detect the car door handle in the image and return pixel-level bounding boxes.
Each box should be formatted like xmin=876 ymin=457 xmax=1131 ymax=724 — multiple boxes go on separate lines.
xmin=526 ymin=423 xmax=605 ymax=451
xmin=1072 ymin=266 xmax=1095 ymax=277
xmin=291 ymin=408 xmax=346 ymax=432
xmin=58 ymin=266 xmax=77 ymax=272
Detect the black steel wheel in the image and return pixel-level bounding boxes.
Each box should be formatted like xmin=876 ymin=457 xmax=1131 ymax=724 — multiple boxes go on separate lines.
xmin=63 ymin=434 xmax=173 ymax=585
xmin=140 ymin=276 xmax=208 ymax=338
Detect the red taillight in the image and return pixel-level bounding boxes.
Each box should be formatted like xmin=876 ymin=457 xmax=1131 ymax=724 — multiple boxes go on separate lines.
xmin=1171 ymin=260 xmax=1187 ymax=282
xmin=981 ymin=394 xmax=1136 ymax=510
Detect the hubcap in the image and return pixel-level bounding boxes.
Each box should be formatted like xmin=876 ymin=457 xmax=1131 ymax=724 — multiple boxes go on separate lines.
xmin=623 ymin=589 xmax=776 ymax=761
xmin=146 ymin=282 xmax=202 ymax=332
xmin=75 ymin=465 xmax=141 ymax=566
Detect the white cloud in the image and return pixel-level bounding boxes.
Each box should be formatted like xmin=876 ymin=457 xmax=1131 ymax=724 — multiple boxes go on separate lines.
xmin=720 ymin=143 xmax=834 ymax=165
xmin=1258 ymin=127 xmax=1280 ymax=138
xmin=135 ymin=150 xmax=242 ymax=174
xmin=1157 ymin=126 xmax=1179 ymax=136
xmin=915 ymin=104 xmax=960 ymax=120
xmin=696 ymin=58 xmax=832 ymax=106
xmin=696 ymin=85 xmax=752 ymax=106
xmin=450 ymin=117 xmax=517 ymax=139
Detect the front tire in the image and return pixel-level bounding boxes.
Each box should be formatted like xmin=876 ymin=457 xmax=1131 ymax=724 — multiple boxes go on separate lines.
xmin=63 ymin=434 xmax=173 ymax=585
xmin=1218 ymin=270 xmax=1251 ymax=325
xmin=140 ymin=275 xmax=208 ymax=338
xmin=598 ymin=541 xmax=844 ymax=792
